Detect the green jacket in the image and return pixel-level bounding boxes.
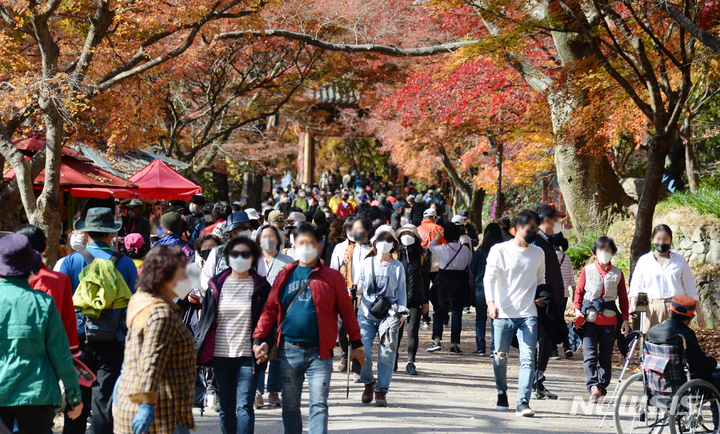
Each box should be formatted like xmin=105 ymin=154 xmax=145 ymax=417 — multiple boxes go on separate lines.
xmin=0 ymin=277 xmax=81 ymax=407
xmin=73 ymin=257 xmax=133 ymax=318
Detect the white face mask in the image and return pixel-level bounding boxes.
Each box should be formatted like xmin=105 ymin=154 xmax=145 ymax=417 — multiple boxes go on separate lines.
xmin=289 ymin=234 xmax=295 ymax=247
xmin=347 ymin=233 xmax=355 ymax=243
xmin=299 ymin=191 xmax=306 ymax=197
xmin=376 ymin=241 xmax=393 ymax=253
xmin=318 ymin=201 xmax=325 ymax=207
xmin=597 ymin=251 xmax=613 ymax=265
xmin=261 ymin=238 xmax=277 ymax=253
xmin=237 ymin=229 xmax=252 ymax=239
xmin=204 ymin=214 xmax=213 ymax=223
xmin=296 ymin=245 xmax=318 ymax=264
xmin=172 ymin=278 xmax=192 ymax=299
xmin=554 ymin=221 xmax=562 ymax=234
xmin=70 ymin=235 xmax=87 ymax=252
xmin=229 ymin=255 xmax=253 ymax=273
xmin=281 ymin=197 xmax=288 ymax=203
xmin=189 ymin=203 xmax=200 ymax=214
xmin=400 ymin=235 xmax=415 ymax=246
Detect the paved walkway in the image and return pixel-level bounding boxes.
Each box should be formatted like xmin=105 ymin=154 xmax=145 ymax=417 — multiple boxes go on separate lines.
xmin=191 ymin=314 xmax=622 ymax=434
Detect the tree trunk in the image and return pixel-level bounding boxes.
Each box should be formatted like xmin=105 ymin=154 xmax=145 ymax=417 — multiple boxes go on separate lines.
xmin=685 ymin=140 xmax=700 ymax=193
xmin=245 ymin=171 xmax=264 ymax=210
xmin=555 ymin=141 xmax=635 ymax=234
xmin=468 ymin=189 xmax=485 ymax=234
xmin=31 ymin=110 xmax=65 ymax=268
xmin=629 ymin=134 xmax=675 ymax=270
xmin=213 ymin=172 xmax=230 ymax=203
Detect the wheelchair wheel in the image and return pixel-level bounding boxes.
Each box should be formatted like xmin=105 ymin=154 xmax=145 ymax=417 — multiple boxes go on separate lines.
xmin=614 ymin=373 xmax=670 ymax=434
xmin=669 ymin=379 xmax=720 ymax=434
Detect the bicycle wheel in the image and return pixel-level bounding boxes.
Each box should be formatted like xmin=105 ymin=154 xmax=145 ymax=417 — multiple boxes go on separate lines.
xmin=669 ymin=379 xmax=720 ymax=434
xmin=614 ymin=372 xmax=670 ymax=434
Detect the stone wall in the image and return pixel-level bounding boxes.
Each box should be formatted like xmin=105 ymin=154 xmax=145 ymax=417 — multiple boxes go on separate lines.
xmin=697 ymin=275 xmax=720 ymax=329
xmin=668 ymin=225 xmax=720 ymax=265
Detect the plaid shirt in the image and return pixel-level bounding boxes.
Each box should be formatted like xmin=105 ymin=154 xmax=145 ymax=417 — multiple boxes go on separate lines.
xmin=113 ymin=296 xmax=195 ymax=434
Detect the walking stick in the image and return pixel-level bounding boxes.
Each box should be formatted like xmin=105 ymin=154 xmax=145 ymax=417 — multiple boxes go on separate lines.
xmin=347 ymin=285 xmax=358 ymax=398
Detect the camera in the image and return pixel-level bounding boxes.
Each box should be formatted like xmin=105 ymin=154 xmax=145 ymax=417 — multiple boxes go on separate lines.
xmin=636 ymin=292 xmax=648 ymax=313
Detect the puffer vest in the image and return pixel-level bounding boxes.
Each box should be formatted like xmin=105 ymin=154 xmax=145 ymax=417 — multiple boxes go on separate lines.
xmin=583 ymin=263 xmax=622 ymax=317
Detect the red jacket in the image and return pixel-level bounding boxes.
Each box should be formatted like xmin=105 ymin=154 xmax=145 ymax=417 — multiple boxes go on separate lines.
xmin=253 ymin=262 xmax=362 ymax=359
xmin=335 ymin=203 xmax=354 ymax=220
xmin=30 ymin=264 xmax=80 ymax=357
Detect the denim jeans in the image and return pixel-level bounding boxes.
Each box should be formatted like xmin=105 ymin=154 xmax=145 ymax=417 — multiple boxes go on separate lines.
xmin=359 ymin=316 xmax=397 ymax=392
xmin=474 ymin=287 xmax=488 ymax=350
xmin=213 ymin=356 xmax=260 ymax=434
xmin=432 ymin=303 xmax=463 ymax=344
xmin=257 ymin=359 xmax=282 ymax=394
xmin=280 ymin=342 xmax=333 ymax=434
xmin=493 ymin=317 xmax=539 ymax=404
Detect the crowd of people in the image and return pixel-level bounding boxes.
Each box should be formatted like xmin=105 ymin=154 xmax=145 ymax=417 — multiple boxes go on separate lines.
xmin=0 ymin=169 xmax=715 ymax=434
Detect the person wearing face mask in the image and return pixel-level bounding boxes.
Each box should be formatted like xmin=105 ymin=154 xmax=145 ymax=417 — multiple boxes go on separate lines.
xmin=330 ymin=217 xmax=373 ymax=374
xmin=114 ymin=246 xmax=196 ymax=434
xmin=355 ymin=225 xmax=406 ymax=407
xmin=186 ymin=195 xmax=206 ymax=233
xmin=530 ymin=204 xmax=566 ymax=400
xmin=629 ymin=224 xmax=705 ymax=333
xmin=548 ymin=232 xmax=576 ymax=359
xmin=195 ymin=237 xmax=271 ymax=434
xmin=291 ymin=189 xmax=309 ymax=212
xmin=123 ymin=233 xmax=146 ymax=271
xmin=253 ymin=225 xmax=364 ymax=434
xmin=54 ymin=230 xmax=88 ymax=272
xmin=123 ymin=199 xmax=151 ymax=257
xmin=425 ymin=222 xmax=472 ymax=355
xmin=329 ymin=189 xmax=342 ymax=213
xmin=573 ymin=236 xmax=629 ymax=403
xmin=253 ymin=225 xmax=294 ymax=408
xmin=335 ymin=193 xmax=355 ymax=219
xmin=483 ymin=210 xmax=546 ymax=417
xmin=395 ymin=225 xmax=429 ymax=375
xmin=277 ymin=194 xmax=291 ymax=217
xmin=199 ymin=211 xmax=252 ymax=292
xmin=189 ymin=203 xmax=215 ymax=246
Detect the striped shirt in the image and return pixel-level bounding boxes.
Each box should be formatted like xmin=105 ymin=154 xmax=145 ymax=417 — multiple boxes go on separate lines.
xmin=214 ymin=276 xmax=254 ymax=358
xmin=555 ymin=250 xmax=576 ymax=298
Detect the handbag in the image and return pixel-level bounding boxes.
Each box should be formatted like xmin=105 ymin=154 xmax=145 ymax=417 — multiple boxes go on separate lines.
xmin=368 ymin=259 xmax=392 ymax=319
xmin=266 ymin=272 xmax=315 ymax=361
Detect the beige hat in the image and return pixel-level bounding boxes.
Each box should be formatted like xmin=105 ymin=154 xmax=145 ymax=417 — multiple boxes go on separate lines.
xmin=268 ymin=210 xmax=284 ymax=223
xmin=371 ymin=224 xmax=398 ymax=243
xmin=287 ymin=211 xmax=306 ymax=223
xmin=396 ymin=224 xmax=421 ymax=240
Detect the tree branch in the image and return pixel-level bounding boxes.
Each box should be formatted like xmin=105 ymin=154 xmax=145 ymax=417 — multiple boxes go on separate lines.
xmin=215 ymin=29 xmax=478 ymax=57
xmin=651 ymin=0 xmax=720 ymax=54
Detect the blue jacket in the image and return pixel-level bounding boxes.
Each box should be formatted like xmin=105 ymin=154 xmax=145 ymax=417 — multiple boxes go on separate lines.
xmin=60 ymin=242 xmax=138 ymax=292
xmin=156 ymin=233 xmax=188 ymax=249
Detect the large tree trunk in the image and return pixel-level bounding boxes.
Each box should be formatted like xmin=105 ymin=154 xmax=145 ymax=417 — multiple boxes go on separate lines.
xmin=245 ymin=171 xmax=264 ymax=210
xmin=468 ymin=189 xmax=485 ymax=233
xmin=555 ymin=141 xmax=635 ymax=234
xmin=685 ymin=140 xmax=700 ymax=193
xmin=213 ymin=171 xmax=230 ymax=203
xmin=630 ymin=134 xmax=675 ymax=268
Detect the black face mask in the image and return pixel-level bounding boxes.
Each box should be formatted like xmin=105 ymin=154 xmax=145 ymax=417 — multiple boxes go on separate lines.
xmin=654 ymin=243 xmax=671 ymax=254
xmin=351 ymin=231 xmax=367 ymax=243
xmin=200 ymin=249 xmax=212 ymax=261
xmin=523 ymin=230 xmax=538 ymax=244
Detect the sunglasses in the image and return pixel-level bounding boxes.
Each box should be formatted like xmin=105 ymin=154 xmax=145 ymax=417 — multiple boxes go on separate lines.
xmin=377 ymin=236 xmax=394 ymax=243
xmin=228 ymin=250 xmax=252 ymax=259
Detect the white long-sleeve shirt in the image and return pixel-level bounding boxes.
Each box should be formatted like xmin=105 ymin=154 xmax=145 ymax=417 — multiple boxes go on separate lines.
xmin=483 ymin=240 xmax=546 ymax=319
xmin=629 ymin=252 xmax=697 ymax=300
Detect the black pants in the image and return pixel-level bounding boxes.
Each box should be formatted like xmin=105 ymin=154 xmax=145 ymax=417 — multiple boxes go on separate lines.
xmin=63 ymin=339 xmax=124 ymax=434
xmin=397 ymin=307 xmax=422 ymax=363
xmin=338 ymin=317 xmax=349 ymax=354
xmin=558 ymin=297 xmax=572 ymax=351
xmin=534 ymin=324 xmax=552 ymax=389
xmin=582 ymin=322 xmax=616 ymax=393
xmin=0 ymin=405 xmax=54 ymax=434
xmin=432 ymin=303 xmax=463 ymax=344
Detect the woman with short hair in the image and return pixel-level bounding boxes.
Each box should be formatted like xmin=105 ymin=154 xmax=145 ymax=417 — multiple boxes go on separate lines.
xmin=629 ymin=224 xmax=705 ymax=333
xmin=113 ymin=245 xmax=196 ymax=434
xmin=574 ymin=236 xmax=629 ymax=402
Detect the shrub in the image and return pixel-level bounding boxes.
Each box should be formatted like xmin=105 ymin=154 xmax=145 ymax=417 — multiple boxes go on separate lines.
xmin=565 ymin=230 xmax=602 ymax=270
xmin=656 ymin=187 xmax=720 ymax=218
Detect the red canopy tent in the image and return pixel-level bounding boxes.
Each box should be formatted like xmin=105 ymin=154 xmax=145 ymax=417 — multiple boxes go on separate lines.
xmin=3 ymin=136 xmax=135 ymax=194
xmin=71 ymin=159 xmax=201 ymax=201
